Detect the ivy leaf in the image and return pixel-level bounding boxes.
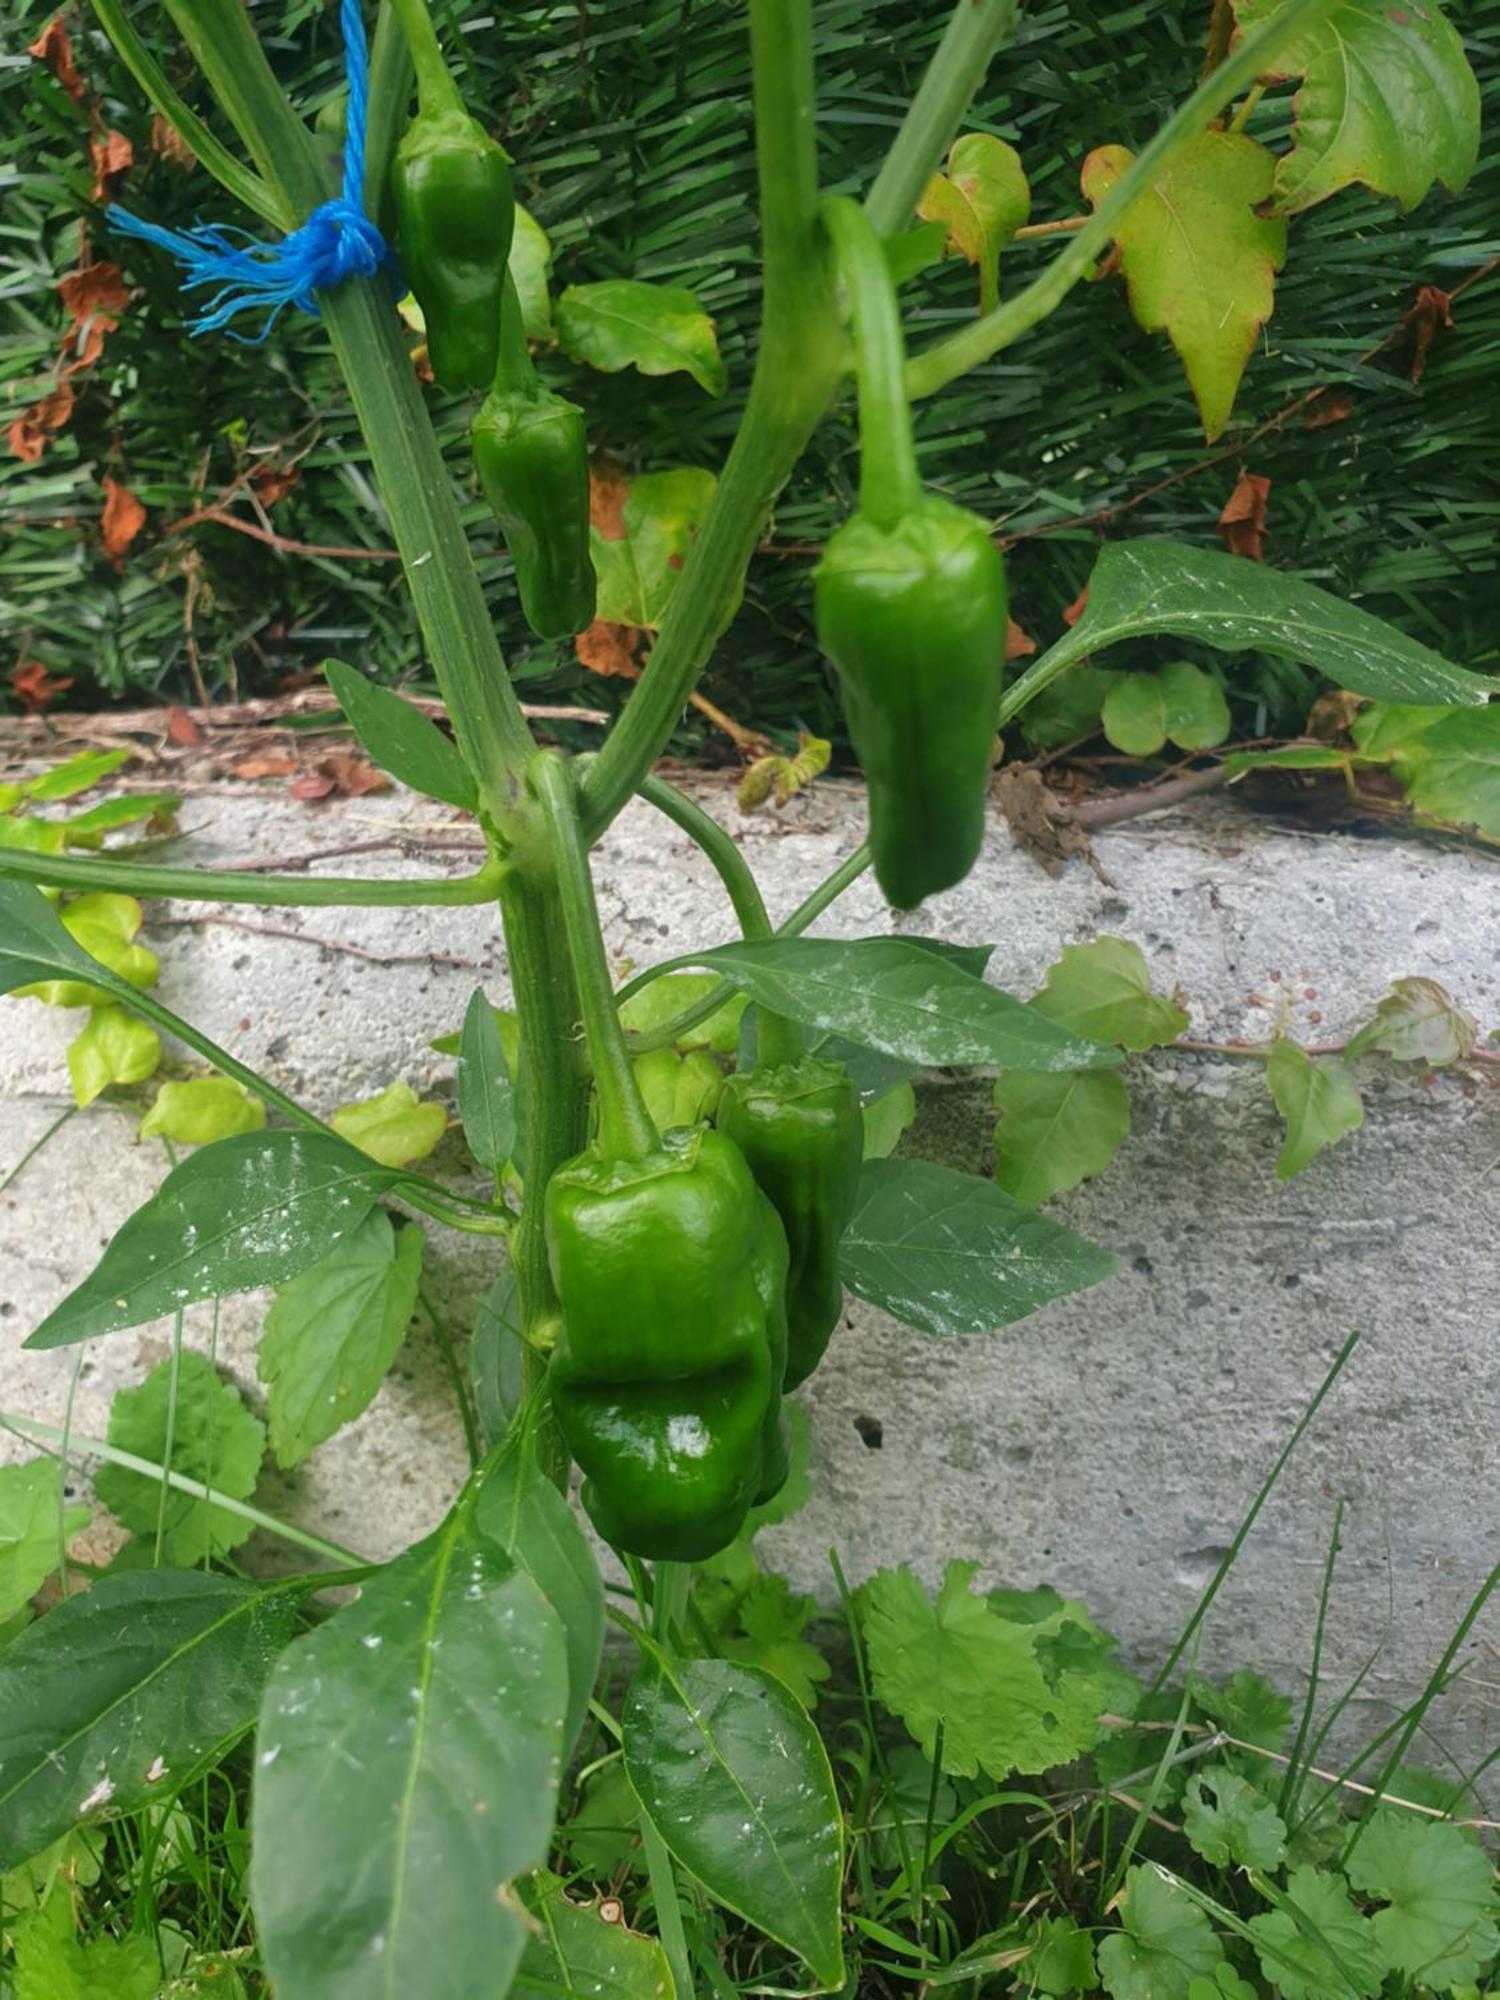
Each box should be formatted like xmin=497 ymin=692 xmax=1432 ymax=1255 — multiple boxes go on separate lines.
xmin=1082 ymin=131 xmax=1284 ymax=441
xmin=860 ymin=1562 xmax=1107 ymax=1780
xmin=0 ymin=1460 xmax=89 ymax=1624
xmin=1247 ymin=1864 xmax=1383 ymax=2000
xmin=509 ymin=203 xmax=553 ymax=340
xmin=591 ymin=466 xmax=719 ymax=630
xmin=1232 ymin=0 xmax=1480 ymax=214
xmin=1181 ymin=1768 xmax=1288 ymax=1870
xmin=1345 ymin=976 xmax=1478 ymax=1067
xmin=14 ymin=892 xmax=158 ymax=1008
xmin=1100 ymin=663 xmax=1232 ymax=758
xmin=96 ymin=1352 xmax=265 ymax=1563
xmin=994 ymin=1068 xmax=1130 ymax=1206
xmin=138 ymin=1078 xmax=267 ymax=1144
xmin=1032 ymin=938 xmax=1189 ymax=1052
xmin=556 ymin=279 xmax=726 ymax=395
xmin=918 ymin=133 xmax=1030 ymax=311
xmin=65 ymin=1005 xmax=160 ymax=1108
xmin=330 ymin=1080 xmax=447 ymax=1168
xmin=513 ymin=1876 xmax=675 ymax=2000
xmin=1265 ymin=1040 xmax=1363 ymax=1179
xmin=1343 ymin=1810 xmax=1500 ymax=1989
xmin=861 ymin=1081 xmax=916 ymax=1162
xmin=1098 ymin=1865 xmax=1223 ymax=1999
xmin=258 ymin=1211 xmax=423 ymax=1469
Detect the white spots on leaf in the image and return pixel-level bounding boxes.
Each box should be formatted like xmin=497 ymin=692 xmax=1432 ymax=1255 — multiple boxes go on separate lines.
xmin=77 ymin=1777 xmax=115 ymax=1815
xmin=145 ymin=1755 xmax=167 ymax=1783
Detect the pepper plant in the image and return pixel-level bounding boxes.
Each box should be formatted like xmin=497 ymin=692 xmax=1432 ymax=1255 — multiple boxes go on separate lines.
xmin=0 ymin=0 xmax=1491 ymax=1993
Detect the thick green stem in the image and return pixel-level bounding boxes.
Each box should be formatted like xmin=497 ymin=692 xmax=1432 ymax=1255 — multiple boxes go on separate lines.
xmin=904 ymin=0 xmax=1338 ymax=399
xmin=495 ymin=271 xmax=540 ymax=395
xmin=863 ymin=0 xmax=1019 ymax=236
xmin=822 ymin=195 xmax=920 ymax=528
xmin=0 ymin=849 xmax=501 ymax=909
xmin=579 ymin=0 xmax=841 ymax=837
xmin=388 ymin=0 xmax=462 ymax=118
xmin=530 ymin=754 xmax=656 ymax=1162
xmin=637 ymin=777 xmax=771 ymax=941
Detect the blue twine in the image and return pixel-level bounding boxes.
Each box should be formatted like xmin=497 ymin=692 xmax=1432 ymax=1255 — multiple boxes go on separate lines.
xmin=107 ymin=0 xmax=395 ymax=343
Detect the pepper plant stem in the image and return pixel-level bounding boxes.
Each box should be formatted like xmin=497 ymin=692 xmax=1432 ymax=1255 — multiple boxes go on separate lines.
xmin=0 ymin=849 xmax=502 ymax=909
xmin=387 ymin=0 xmax=463 ymax=118
xmin=637 ymin=777 xmax=772 ymax=941
xmin=863 ymin=0 xmax=1019 ymax=236
xmin=821 ymin=196 xmax=921 ymax=528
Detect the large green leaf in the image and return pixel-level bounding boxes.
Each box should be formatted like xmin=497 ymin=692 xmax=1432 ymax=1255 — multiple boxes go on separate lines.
xmin=1001 ymin=543 xmax=1493 ymax=730
xmin=252 ymin=1504 xmax=567 ymax=2000
xmin=683 ymin=937 xmax=1118 ymax=1073
xmin=25 ymin=1131 xmax=403 ymax=1350
xmin=1099 ymin=1865 xmax=1223 ymax=2000
xmin=0 ymin=1571 xmax=297 ymax=1871
xmin=623 ymin=1651 xmax=844 ymax=1989
xmin=1246 ymin=1864 xmax=1383 ymax=2000
xmin=324 ymin=660 xmax=476 ymax=811
xmin=839 ymin=1159 xmax=1114 ymax=1334
xmin=1343 ymin=1811 xmax=1500 ymax=1990
xmin=0 ymin=1461 xmax=88 ymax=1625
xmin=556 ymin=280 xmax=725 ymax=395
xmin=1387 ymin=705 xmax=1500 ymax=835
xmin=258 ymin=1211 xmax=424 ymax=1468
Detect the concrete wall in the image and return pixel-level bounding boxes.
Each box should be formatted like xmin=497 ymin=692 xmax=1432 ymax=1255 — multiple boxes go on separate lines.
xmin=3 ymin=780 xmax=1496 ymax=1772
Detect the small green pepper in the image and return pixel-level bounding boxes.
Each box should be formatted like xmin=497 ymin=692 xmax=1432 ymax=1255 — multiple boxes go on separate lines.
xmin=390 ymin=105 xmax=513 ymax=393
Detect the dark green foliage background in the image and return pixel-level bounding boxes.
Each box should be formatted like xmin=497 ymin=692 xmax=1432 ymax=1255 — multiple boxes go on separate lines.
xmin=3 ymin=0 xmax=1497 ymax=745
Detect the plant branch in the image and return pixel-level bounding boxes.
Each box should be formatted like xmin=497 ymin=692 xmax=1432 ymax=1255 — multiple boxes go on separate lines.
xmin=822 ymin=196 xmax=922 ymax=527
xmin=0 ymin=847 xmax=503 ymax=908
xmin=637 ymin=776 xmax=772 ymax=941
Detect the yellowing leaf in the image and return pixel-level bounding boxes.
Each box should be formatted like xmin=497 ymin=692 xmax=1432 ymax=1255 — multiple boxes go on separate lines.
xmin=590 ymin=466 xmax=720 ymax=632
xmin=66 ymin=1005 xmax=160 ymax=1107
xmin=330 ymin=1080 xmax=447 ymax=1167
xmin=15 ymin=892 xmax=158 ymax=1008
xmin=1345 ymin=976 xmax=1477 ymax=1067
xmin=139 ymin=1077 xmax=268 ymax=1145
xmin=1082 ymin=131 xmax=1285 ymax=441
xmin=919 ymin=133 xmax=1029 ymax=312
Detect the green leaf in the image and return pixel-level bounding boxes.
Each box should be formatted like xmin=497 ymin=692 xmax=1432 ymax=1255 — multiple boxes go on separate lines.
xmin=0 ymin=1570 xmax=297 ymax=1872
xmin=860 ymin=1563 xmax=1109 ymax=1782
xmin=1098 ymin=1865 xmax=1223 ymax=2000
xmin=711 ymin=1573 xmax=830 ymax=1710
xmin=918 ymin=133 xmax=1030 ymax=310
xmin=1345 ymin=976 xmax=1478 ymax=1066
xmin=1386 ymin=705 xmax=1500 ymax=835
xmin=514 ymin=1877 xmax=675 ymax=2000
xmin=1032 ymin=938 xmax=1190 ymax=1052
xmin=252 ymin=1503 xmax=568 ymax=2000
xmin=65 ymin=1005 xmax=160 ymax=1108
xmin=1101 ymin=663 xmax=1233 ymax=757
xmin=840 ymin=1158 xmax=1114 ymax=1334
xmin=1003 ymin=543 xmax=1494 ymax=728
xmin=1181 ymin=1768 xmax=1288 ymax=1869
xmin=1265 ymin=1040 xmax=1363 ymax=1179
xmin=556 ymin=279 xmax=726 ymax=395
xmin=14 ymin=892 xmax=158 ymax=1009
xmin=563 ymin=1762 xmax=642 ymax=1880
xmin=591 ymin=466 xmax=720 ymax=631
xmin=474 ymin=1439 xmax=604 ymax=1756
xmin=619 ymin=972 xmax=748 ymax=1054
xmin=882 ymin=218 xmax=949 ymax=286
xmin=96 ymin=1353 xmax=265 ymax=1563
xmin=22 ymin=749 xmax=130 ymax=803
xmin=861 ymin=1081 xmax=916 ymax=1161
xmin=26 ymin=1129 xmax=403 ymax=1350
xmin=330 ymin=1080 xmax=447 ymax=1168
xmin=0 ymin=1461 xmax=88 ymax=1624
xmin=457 ymin=988 xmax=517 ymax=1177
xmin=1247 ymin=1863 xmax=1383 ymax=2000
xmin=323 ymin=660 xmax=476 ymax=810
xmin=623 ymin=1652 xmax=844 ymax=1988
xmin=1018 ymin=664 xmax=1124 ymax=751
xmin=1232 ymin=0 xmax=1480 ymax=213
xmin=1343 ymin=1810 xmax=1500 ymax=1989
xmin=1187 ymin=1970 xmax=1257 ymax=2000
xmin=1083 ymin=131 xmax=1284 ymax=439
xmin=1223 ymin=742 xmax=1354 ymax=777
xmin=686 ymin=936 xmax=1119 ymax=1073
xmin=258 ymin=1212 xmax=424 ymax=1469
xmin=138 ymin=1077 xmax=267 ymax=1144
xmin=1024 ymin=1914 xmax=1098 ymax=1995
xmin=509 ymin=203 xmax=553 ymax=340
xmin=11 ymin=1899 xmax=158 ymax=1999
xmin=61 ymin=791 xmax=181 ymax=838
xmin=994 ymin=1068 xmax=1130 ymax=1205
xmin=1188 ymin=1669 xmax=1292 ymax=1754
xmin=470 ymin=1270 xmax=523 ymax=1448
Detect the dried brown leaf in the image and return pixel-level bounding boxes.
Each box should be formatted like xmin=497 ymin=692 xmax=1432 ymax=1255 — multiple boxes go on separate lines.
xmin=1217 ymin=470 xmax=1271 ymax=561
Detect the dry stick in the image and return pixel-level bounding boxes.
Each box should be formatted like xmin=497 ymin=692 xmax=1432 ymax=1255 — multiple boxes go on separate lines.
xmin=0 ymin=687 xmax=612 ymax=741
xmin=1065 ymin=763 xmax=1230 ymax=829
xmin=148 ymin=910 xmax=482 ymax=969
xmin=161 ymin=504 xmax=404 ymax=562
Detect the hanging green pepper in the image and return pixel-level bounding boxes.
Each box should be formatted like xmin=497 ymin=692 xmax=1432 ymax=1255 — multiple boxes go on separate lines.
xmin=473 ymin=277 xmax=597 ymax=639
xmin=529 ymin=753 xmax=788 ymax=1561
xmin=716 ymin=1054 xmax=863 ymax=1389
xmin=815 ymin=197 xmax=1008 ymax=911
xmin=387 ymin=6 xmax=513 ymax=399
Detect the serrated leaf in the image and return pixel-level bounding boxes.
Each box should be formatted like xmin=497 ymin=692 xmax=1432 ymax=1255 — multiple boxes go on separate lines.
xmin=1189 ymin=1669 xmax=1292 ymax=1754
xmin=557 ymin=280 xmax=725 ymax=395
xmin=1102 ymin=663 xmax=1232 ymax=757
xmin=97 ymin=1352 xmax=265 ymax=1562
xmin=1032 ymin=937 xmax=1189 ymax=1051
xmin=1345 ymin=976 xmax=1477 ymax=1066
xmin=138 ymin=1077 xmax=267 ymax=1144
xmin=919 ymin=133 xmax=1030 ymax=311
xmin=1098 ymin=1866 xmax=1223 ymax=1999
xmin=1181 ymin=1768 xmax=1287 ymax=1869
xmin=252 ymin=1503 xmax=568 ymax=2000
xmin=1265 ymin=1040 xmax=1363 ymax=1179
xmin=509 ymin=203 xmax=553 ymax=340
xmin=258 ymin=1211 xmax=423 ymax=1468
xmin=716 ymin=1573 xmax=830 ymax=1710
xmin=1232 ymin=0 xmax=1480 ymax=213
xmin=66 ymin=1005 xmax=160 ymax=1108
xmin=11 ymin=1899 xmax=158 ymax=1998
xmin=994 ymin=1068 xmax=1130 ymax=1205
xmin=330 ymin=1080 xmax=447 ymax=1168
xmin=323 ymin=660 xmax=476 ymax=810
xmin=14 ymin=892 xmax=158 ymax=1009
xmin=0 ymin=1461 xmax=89 ymax=1624
xmin=840 ymin=1158 xmax=1113 ymax=1334
xmin=1344 ymin=1810 xmax=1500 ymax=1989
xmin=860 ymin=1562 xmax=1107 ymax=1781
xmin=1247 ymin=1863 xmax=1383 ymax=1999
xmin=591 ymin=466 xmax=719 ymax=631
xmin=457 ymin=988 xmax=517 ymax=1176
xmin=514 ymin=1878 xmax=675 ymax=2000
xmin=1023 ymin=1913 xmax=1097 ymax=1994
xmin=0 ymin=1570 xmax=298 ymax=1871
xmin=1083 ymin=131 xmax=1284 ymax=440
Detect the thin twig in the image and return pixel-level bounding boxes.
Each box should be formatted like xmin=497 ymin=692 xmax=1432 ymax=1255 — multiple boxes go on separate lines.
xmin=148 ymin=910 xmax=481 ymax=968
xmin=1066 ymin=764 xmax=1229 ymax=829
xmin=1174 ymin=1035 xmax=1500 ymax=1070
xmin=160 ymin=504 xmax=403 ymax=562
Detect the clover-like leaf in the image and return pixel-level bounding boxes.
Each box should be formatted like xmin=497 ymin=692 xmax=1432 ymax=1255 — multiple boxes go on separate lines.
xmin=1098 ymin=1865 xmax=1222 ymax=1999
xmin=1082 ymin=131 xmax=1285 ymax=440
xmin=1181 ymin=1768 xmax=1288 ymax=1870
xmin=139 ymin=1077 xmax=267 ymax=1145
xmin=1247 ymin=1864 xmax=1383 ymax=2000
xmin=96 ymin=1352 xmax=266 ymax=1564
xmin=330 ymin=1080 xmax=447 ymax=1167
xmin=66 ymin=1005 xmax=160 ymax=1108
xmin=1101 ymin=662 xmax=1232 ymax=757
xmin=557 ymin=279 xmax=725 ymax=395
xmin=1265 ymin=1040 xmax=1363 ymax=1179
xmin=1344 ymin=1810 xmax=1500 ymax=1990
xmin=591 ymin=466 xmax=719 ymax=631
xmin=1031 ymin=937 xmax=1189 ymax=1052
xmin=919 ymin=133 xmax=1030 ymax=311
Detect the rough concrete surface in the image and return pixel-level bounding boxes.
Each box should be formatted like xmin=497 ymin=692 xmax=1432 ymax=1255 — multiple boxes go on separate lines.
xmin=2 ymin=779 xmax=1497 ymax=1773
